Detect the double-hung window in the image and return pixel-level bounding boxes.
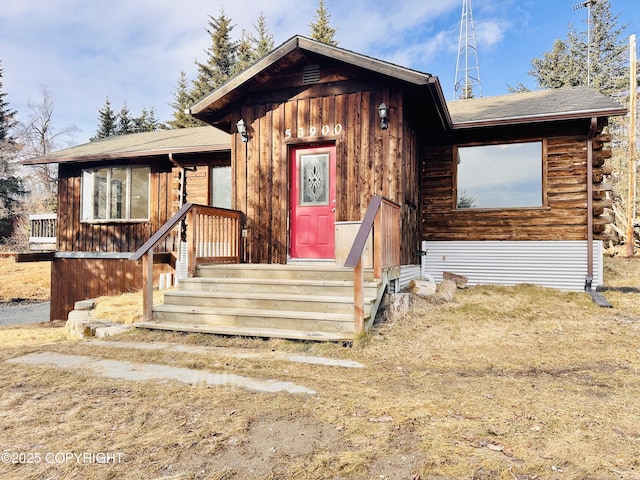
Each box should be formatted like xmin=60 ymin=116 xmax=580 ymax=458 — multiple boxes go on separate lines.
xmin=82 ymin=166 xmax=150 ymax=221
xmin=456 ymin=141 xmax=543 ymax=209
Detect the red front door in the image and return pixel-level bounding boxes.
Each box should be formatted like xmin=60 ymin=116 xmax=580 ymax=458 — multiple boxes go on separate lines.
xmin=290 ymin=144 xmax=336 ymax=259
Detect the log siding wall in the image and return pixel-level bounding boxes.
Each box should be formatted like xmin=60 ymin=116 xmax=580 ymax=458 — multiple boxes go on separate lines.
xmin=421 ymin=129 xmax=612 ymax=242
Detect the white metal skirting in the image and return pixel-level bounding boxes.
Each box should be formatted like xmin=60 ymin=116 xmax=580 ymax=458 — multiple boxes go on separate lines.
xmin=175 ymin=242 xmax=189 ymax=282
xmin=421 ymin=240 xmax=603 ymax=292
xmin=399 ymin=265 xmax=421 ymax=290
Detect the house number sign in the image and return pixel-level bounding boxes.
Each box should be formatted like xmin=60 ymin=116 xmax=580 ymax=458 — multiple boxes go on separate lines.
xmin=285 ymin=124 xmax=342 ymax=139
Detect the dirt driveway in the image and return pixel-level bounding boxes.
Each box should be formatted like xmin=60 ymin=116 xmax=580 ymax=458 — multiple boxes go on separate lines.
xmin=0 ymin=302 xmax=50 ymax=327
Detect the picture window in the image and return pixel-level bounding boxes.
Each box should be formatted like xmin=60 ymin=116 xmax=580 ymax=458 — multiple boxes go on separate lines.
xmin=456 ymin=141 xmax=543 ymax=209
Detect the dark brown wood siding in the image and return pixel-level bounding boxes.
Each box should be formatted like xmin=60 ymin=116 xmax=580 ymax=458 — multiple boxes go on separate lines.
xmin=56 ymin=160 xmax=176 ymax=253
xmin=401 ymin=107 xmax=421 ymax=265
xmin=232 ymin=86 xmax=420 ymax=265
xmin=51 ymin=155 xmax=222 ymax=321
xmin=421 ymin=127 xmax=612 ymax=242
xmin=49 ymin=258 xmax=172 ymax=321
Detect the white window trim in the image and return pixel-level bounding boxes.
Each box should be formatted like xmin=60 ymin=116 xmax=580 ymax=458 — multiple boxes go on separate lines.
xmin=81 ymin=165 xmax=151 ymax=223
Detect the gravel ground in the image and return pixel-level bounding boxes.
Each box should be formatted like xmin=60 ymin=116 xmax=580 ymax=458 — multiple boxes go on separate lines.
xmin=0 ymin=302 xmax=50 ymax=326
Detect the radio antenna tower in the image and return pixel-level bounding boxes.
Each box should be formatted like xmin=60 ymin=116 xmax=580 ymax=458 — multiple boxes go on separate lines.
xmin=453 ymin=0 xmax=483 ymax=99
xmin=573 ymin=0 xmax=597 ymax=86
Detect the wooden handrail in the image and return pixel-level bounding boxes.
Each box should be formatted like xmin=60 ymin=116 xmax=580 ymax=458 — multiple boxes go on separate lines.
xmin=131 ymin=202 xmax=244 ymax=322
xmin=130 ymin=202 xmax=194 ymax=262
xmin=344 ymin=195 xmax=401 ymax=334
xmin=344 ymin=196 xmax=383 ymax=268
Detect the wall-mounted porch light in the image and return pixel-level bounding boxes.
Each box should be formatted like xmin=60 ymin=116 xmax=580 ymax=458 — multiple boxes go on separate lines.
xmin=236 ymin=119 xmax=249 ymax=142
xmin=378 ymin=103 xmax=389 ymax=130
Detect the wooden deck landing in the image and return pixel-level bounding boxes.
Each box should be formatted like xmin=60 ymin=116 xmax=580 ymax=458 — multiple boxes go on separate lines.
xmin=134 ymin=321 xmax=355 ymax=342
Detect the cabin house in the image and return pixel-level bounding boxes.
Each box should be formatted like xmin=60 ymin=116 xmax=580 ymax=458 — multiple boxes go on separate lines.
xmin=23 ymin=35 xmax=626 ymax=340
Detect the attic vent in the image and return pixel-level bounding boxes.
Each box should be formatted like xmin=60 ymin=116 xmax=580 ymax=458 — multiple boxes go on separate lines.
xmin=302 ymin=64 xmax=321 ymax=84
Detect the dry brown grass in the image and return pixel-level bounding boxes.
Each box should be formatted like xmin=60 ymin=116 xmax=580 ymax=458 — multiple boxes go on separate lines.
xmin=91 ymin=291 xmax=164 ymax=324
xmin=0 ymin=257 xmax=639 ymax=479
xmin=603 ymin=254 xmax=640 ymax=287
xmin=0 ymin=320 xmax=66 ymax=348
xmin=0 ymin=257 xmax=50 ymax=302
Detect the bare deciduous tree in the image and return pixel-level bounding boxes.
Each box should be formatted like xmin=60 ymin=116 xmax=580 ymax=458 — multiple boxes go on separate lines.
xmin=17 ymin=86 xmax=78 ymax=211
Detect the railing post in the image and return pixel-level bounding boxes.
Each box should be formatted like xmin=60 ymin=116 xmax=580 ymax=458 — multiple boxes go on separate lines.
xmin=373 ymin=207 xmax=383 ymax=279
xmin=187 ymin=207 xmax=197 ymax=277
xmin=142 ymin=247 xmax=154 ymax=322
xmin=354 ymin=256 xmax=365 ymax=334
xmin=236 ymin=217 xmax=242 ymax=263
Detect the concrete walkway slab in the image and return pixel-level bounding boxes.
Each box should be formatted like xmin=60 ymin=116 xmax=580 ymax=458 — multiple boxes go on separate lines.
xmin=86 ymin=340 xmax=366 ymax=369
xmin=6 ymin=352 xmax=317 ymax=395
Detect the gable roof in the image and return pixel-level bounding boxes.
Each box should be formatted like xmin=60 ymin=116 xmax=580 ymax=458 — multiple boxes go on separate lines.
xmin=22 ymin=126 xmax=230 ymax=165
xmin=447 ymin=86 xmax=627 ymax=128
xmin=188 ymin=35 xmax=625 ymax=133
xmin=189 ymin=35 xmax=443 ymax=128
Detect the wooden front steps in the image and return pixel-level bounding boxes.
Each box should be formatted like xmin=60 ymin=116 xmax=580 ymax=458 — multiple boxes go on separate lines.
xmin=135 ymin=264 xmax=383 ymax=341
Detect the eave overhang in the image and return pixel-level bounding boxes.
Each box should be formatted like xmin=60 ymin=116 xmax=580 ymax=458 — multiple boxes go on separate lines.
xmin=21 ymin=126 xmax=231 ymax=166
xmin=21 ymin=144 xmax=231 ymax=166
xmin=450 ymin=106 xmax=628 ymax=129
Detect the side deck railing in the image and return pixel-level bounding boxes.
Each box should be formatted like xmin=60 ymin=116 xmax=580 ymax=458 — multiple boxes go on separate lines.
xmin=29 ymin=213 xmax=57 ymax=251
xmin=344 ymin=196 xmax=401 ymax=334
xmin=131 ymin=203 xmax=244 ymax=321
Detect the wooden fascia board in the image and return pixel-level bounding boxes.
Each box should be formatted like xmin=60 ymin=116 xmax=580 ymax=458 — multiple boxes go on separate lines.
xmin=189 ymin=38 xmax=301 ymax=116
xmin=295 ymin=37 xmax=432 ymax=86
xmin=427 ymin=76 xmax=453 ymax=130
xmin=21 ymin=143 xmax=232 ymax=165
xmin=450 ymin=107 xmax=628 ymax=129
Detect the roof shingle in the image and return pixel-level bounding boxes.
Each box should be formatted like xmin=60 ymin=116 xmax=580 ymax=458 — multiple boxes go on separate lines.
xmin=447 ymin=86 xmax=626 ymax=127
xmin=22 ymin=126 xmax=230 ymax=165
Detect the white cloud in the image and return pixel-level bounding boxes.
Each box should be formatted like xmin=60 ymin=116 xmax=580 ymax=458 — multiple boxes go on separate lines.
xmin=476 ymin=20 xmax=507 ymax=49
xmin=0 ymin=0 xmax=468 ymax=142
xmin=4 ymin=0 xmax=613 ymax=144
xmin=2 ymin=0 xmax=329 ymax=142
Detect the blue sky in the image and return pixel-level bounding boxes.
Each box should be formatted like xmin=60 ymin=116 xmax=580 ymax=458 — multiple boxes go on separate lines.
xmin=1 ymin=0 xmax=639 ymax=146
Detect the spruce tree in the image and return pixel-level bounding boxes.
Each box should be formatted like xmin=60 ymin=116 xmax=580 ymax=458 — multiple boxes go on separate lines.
xmin=116 ymin=103 xmax=133 ymax=135
xmin=91 ymin=97 xmax=117 ymax=140
xmin=170 ymin=11 xmax=275 ymax=127
xmin=0 ymin=63 xmax=17 ymax=146
xmin=234 ymin=30 xmax=255 ymax=76
xmin=191 ymin=8 xmax=238 ymax=102
xmin=529 ymin=0 xmax=635 ymax=247
xmin=251 ymin=13 xmax=274 ymax=59
xmin=133 ymin=107 xmax=164 ymax=133
xmin=575 ymin=0 xmax=628 ymax=96
xmin=0 ymin=61 xmax=25 ymax=239
xmin=530 ymin=39 xmax=580 ymax=89
xmin=529 ymin=0 xmax=627 ymax=96
xmin=310 ymin=0 xmax=338 ymax=46
xmin=233 ymin=16 xmax=275 ymax=75
xmin=167 ymin=71 xmax=202 ymax=129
